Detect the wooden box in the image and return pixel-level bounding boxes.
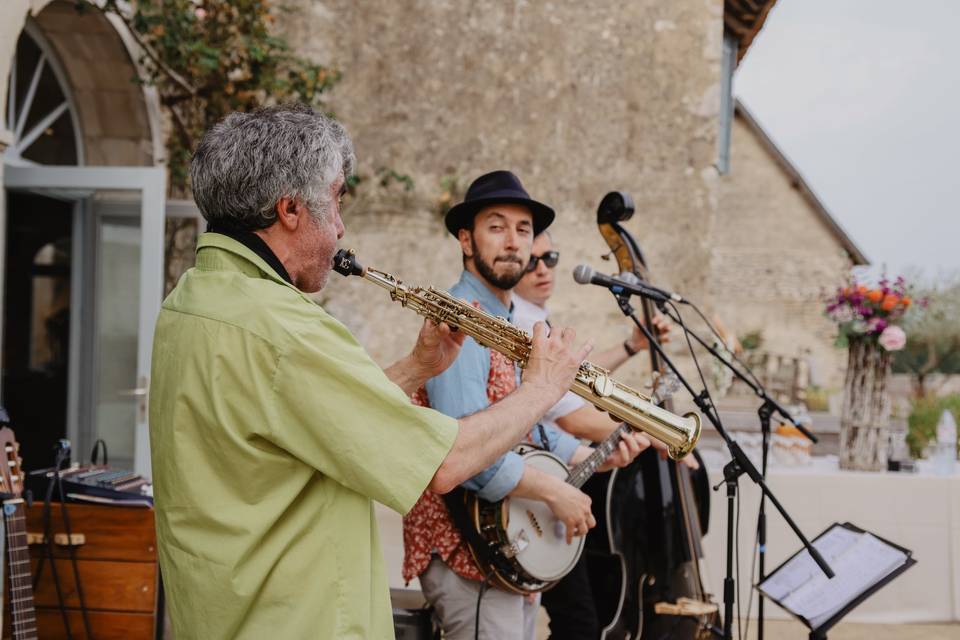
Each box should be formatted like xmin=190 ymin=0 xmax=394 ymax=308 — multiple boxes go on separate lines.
xmin=9 ymin=502 xmax=162 ymax=639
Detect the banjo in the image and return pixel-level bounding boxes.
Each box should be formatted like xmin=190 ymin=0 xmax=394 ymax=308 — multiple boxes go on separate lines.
xmin=458 ymin=421 xmax=635 ymax=595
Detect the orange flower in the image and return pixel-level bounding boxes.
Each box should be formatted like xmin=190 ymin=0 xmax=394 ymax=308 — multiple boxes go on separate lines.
xmin=857 ymin=285 xmax=868 ymax=294
xmin=881 ymin=295 xmax=898 ymax=311
xmin=866 ymin=289 xmax=884 ymax=303
xmin=902 ymin=296 xmax=912 ymax=307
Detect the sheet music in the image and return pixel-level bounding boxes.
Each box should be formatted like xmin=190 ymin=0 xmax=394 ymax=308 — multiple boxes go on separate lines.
xmin=759 ymin=526 xmax=909 ymax=629
xmin=759 ymin=525 xmax=861 ymax=601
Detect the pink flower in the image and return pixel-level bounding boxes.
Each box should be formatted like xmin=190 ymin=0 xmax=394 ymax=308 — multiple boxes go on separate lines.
xmin=878 ymin=325 xmax=906 ymax=351
xmin=867 ymin=317 xmax=887 ymax=334
xmin=195 ymin=8 xmax=207 ymax=20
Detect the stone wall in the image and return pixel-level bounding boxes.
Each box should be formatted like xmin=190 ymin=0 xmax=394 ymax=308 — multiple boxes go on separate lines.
xmin=1 ymin=0 xmax=859 ymax=402
xmin=281 ymin=0 xmax=727 ymax=390
xmin=710 ymin=112 xmax=855 ymax=390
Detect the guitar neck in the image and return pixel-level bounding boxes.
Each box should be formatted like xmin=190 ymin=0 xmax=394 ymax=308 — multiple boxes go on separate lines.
xmin=4 ymin=499 xmax=38 ymax=640
xmin=566 ymin=423 xmax=631 ymax=489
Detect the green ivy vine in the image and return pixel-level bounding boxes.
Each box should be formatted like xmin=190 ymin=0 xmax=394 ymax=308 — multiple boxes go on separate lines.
xmin=74 ymin=0 xmax=339 ymax=189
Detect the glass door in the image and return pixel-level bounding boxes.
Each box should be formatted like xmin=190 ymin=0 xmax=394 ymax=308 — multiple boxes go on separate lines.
xmin=90 ymin=200 xmax=143 ymax=471
xmin=3 ymin=165 xmax=165 ymax=477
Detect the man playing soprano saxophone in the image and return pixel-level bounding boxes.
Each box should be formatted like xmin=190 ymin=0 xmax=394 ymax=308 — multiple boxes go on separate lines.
xmin=402 ymin=171 xmax=650 ymax=640
xmin=149 ymin=107 xmax=593 ymax=640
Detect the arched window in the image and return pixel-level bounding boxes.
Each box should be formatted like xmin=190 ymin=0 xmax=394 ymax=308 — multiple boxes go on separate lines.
xmin=5 ymin=22 xmax=83 ymax=165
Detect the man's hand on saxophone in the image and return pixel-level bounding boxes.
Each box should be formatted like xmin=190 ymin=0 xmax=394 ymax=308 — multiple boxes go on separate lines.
xmin=427 ymin=318 xmax=594 ymax=495
xmin=522 ymin=320 xmax=594 ymax=407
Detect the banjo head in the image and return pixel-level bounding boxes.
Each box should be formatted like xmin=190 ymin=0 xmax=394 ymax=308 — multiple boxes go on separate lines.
xmin=505 ymin=450 xmax=585 ymax=582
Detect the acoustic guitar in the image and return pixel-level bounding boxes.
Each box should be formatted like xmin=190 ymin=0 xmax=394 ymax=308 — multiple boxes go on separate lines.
xmin=0 ymin=427 xmax=38 ymax=640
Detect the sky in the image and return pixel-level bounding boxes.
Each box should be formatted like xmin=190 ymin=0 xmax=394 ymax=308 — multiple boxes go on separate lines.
xmin=734 ymin=0 xmax=960 ymax=283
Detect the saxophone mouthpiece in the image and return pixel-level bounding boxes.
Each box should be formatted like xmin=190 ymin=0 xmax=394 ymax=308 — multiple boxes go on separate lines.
xmin=333 ymin=249 xmax=365 ymax=277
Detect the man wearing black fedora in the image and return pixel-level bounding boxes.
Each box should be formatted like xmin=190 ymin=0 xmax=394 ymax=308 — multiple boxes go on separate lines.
xmin=401 ymin=171 xmax=646 ymax=639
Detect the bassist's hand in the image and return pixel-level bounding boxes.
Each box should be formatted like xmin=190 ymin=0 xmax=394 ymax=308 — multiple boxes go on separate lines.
xmin=625 ymin=313 xmax=673 ymax=352
xmin=649 ymin=438 xmax=701 ymax=469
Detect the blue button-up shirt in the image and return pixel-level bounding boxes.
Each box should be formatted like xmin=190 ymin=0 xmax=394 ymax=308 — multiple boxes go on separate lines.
xmin=424 ymin=270 xmax=580 ymax=501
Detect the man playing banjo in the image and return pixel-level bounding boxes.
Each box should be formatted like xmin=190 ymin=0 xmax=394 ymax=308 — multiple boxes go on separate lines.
xmin=401 ymin=171 xmax=649 ymax=639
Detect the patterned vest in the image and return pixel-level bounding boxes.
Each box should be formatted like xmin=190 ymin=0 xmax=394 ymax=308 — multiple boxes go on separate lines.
xmin=401 ymin=350 xmax=517 ymax=584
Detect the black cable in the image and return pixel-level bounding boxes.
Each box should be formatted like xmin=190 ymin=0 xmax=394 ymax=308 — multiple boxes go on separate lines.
xmin=474 ymin=578 xmax=489 ymax=640
xmin=90 ymin=439 xmax=108 ymax=466
xmin=686 ymin=301 xmax=765 ymax=391
xmin=669 ymin=301 xmax=724 ymax=432
xmin=56 ymin=468 xmax=94 ymax=639
xmin=679 ymin=299 xmax=769 ymax=639
xmin=669 ymin=300 xmax=742 ymax=638
xmin=34 ymin=448 xmax=73 ymax=639
xmin=735 ymin=484 xmax=742 ymax=640
xmin=743 ymin=521 xmax=760 ymax=640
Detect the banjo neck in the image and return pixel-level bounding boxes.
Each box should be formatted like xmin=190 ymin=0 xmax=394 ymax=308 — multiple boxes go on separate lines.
xmin=566 ymin=422 xmax=632 ymax=489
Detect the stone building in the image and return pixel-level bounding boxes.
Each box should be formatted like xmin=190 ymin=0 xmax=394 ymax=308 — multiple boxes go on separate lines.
xmin=712 ymin=101 xmax=868 ymax=394
xmin=0 ymin=0 xmax=864 ymax=478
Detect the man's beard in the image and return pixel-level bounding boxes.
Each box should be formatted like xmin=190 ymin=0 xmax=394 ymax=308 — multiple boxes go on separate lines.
xmin=471 ymin=237 xmax=526 ymax=291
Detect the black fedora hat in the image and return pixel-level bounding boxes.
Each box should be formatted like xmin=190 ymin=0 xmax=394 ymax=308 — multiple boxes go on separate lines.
xmin=444 ymin=170 xmax=555 ymax=237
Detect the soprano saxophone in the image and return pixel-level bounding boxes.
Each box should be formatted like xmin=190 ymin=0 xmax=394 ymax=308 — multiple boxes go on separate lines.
xmin=333 ymin=249 xmax=700 ymax=459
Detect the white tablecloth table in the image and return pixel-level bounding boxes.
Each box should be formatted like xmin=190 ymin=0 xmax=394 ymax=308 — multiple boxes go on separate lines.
xmin=701 ymin=455 xmax=960 ymax=624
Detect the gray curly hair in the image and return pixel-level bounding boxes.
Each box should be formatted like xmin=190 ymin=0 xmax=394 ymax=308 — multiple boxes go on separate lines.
xmin=190 ymin=104 xmax=356 ymax=230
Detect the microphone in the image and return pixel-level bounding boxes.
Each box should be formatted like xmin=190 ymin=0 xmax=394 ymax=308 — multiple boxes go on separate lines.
xmin=572 ymin=264 xmax=685 ymax=304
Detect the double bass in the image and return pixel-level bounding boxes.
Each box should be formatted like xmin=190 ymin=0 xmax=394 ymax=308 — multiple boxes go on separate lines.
xmin=582 ymin=192 xmax=720 ymax=639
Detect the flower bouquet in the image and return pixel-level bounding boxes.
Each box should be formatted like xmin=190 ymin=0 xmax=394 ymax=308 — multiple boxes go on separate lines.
xmin=825 ymin=277 xmax=913 ymax=351
xmin=827 ymin=276 xmax=916 ymax=470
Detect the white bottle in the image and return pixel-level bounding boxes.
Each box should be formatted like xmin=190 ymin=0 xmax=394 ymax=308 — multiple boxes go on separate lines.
xmin=935 ymin=410 xmax=957 ymax=476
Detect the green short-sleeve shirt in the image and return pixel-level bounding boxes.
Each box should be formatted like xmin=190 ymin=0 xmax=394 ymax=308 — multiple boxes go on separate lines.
xmin=149 ymin=233 xmax=457 ymax=639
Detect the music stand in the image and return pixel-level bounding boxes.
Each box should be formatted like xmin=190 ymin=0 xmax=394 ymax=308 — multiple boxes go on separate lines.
xmin=757 ymin=522 xmax=915 ymax=639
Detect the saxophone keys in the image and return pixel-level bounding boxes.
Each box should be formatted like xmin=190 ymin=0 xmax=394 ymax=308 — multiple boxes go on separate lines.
xmin=593 ymin=374 xmax=614 ymax=397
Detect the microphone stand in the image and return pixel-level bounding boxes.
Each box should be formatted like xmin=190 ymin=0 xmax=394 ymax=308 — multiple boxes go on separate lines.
xmin=651 ymin=303 xmax=818 ymax=640
xmin=609 ymin=293 xmax=833 ymax=640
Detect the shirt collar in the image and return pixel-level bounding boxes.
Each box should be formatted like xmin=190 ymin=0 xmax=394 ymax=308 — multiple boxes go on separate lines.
xmin=195 ymin=232 xmax=304 ymax=295
xmin=205 ymin=222 xmax=293 ymax=285
xmin=512 ymin=294 xmax=549 ymax=324
xmin=454 ymin=270 xmax=513 ymax=319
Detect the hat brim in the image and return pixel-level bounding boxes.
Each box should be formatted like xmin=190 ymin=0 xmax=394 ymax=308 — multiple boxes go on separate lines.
xmin=444 ymin=196 xmax=555 ymax=238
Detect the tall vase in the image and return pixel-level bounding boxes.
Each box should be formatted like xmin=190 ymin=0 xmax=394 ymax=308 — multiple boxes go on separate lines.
xmin=839 ymin=338 xmax=892 ymax=471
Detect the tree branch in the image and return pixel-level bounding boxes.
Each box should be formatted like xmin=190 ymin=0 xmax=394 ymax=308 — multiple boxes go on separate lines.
xmin=168 ymin=104 xmax=193 ymax=150
xmin=98 ymin=2 xmax=198 ymax=98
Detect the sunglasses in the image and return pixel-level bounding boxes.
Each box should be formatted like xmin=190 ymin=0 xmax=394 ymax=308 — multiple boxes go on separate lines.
xmin=526 ymin=250 xmax=560 ymax=272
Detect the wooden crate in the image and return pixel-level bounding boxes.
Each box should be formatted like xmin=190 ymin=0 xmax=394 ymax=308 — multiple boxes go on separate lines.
xmin=8 ymin=502 xmax=162 ymax=640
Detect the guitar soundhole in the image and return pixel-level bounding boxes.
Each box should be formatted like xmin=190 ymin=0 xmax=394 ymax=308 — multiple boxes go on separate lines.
xmin=526 ymin=510 xmax=543 ymax=537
